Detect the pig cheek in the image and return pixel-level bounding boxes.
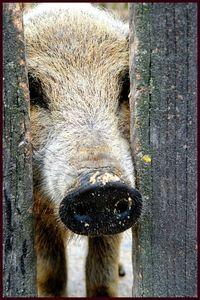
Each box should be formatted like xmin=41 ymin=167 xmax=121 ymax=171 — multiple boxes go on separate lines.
xmin=118 ymin=103 xmax=130 ymax=141
xmin=30 ymin=106 xmax=51 ymax=150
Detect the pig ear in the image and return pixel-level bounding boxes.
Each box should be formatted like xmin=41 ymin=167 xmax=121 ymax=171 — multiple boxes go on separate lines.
xmin=28 ymin=73 xmax=49 ymax=109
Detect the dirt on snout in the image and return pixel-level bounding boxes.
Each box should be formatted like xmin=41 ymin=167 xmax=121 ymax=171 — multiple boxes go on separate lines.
xmin=67 ymin=229 xmax=133 ymax=297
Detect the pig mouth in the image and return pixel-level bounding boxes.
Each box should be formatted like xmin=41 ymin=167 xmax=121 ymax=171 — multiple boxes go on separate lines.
xmin=59 ymin=171 xmax=142 ymax=236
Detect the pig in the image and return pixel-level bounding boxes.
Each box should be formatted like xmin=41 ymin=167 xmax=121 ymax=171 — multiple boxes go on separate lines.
xmin=23 ymin=3 xmax=142 ymax=297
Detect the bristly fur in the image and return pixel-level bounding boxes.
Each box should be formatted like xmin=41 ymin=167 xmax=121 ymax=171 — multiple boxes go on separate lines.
xmin=24 ymin=3 xmax=136 ymax=297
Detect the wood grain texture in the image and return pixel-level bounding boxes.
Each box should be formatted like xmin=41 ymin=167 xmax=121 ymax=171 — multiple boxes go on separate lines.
xmin=130 ymin=3 xmax=197 ymax=297
xmin=3 ymin=3 xmax=36 ymax=296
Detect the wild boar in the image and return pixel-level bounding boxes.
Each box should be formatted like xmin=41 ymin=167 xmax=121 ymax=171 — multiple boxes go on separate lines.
xmin=24 ymin=3 xmax=142 ymax=297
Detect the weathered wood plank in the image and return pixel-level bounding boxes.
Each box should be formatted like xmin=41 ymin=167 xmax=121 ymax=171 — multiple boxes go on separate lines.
xmin=130 ymin=3 xmax=197 ymax=297
xmin=3 ymin=3 xmax=36 ymax=296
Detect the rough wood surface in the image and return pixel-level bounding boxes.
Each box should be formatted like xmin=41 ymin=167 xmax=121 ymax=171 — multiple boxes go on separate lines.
xmin=3 ymin=3 xmax=36 ymax=296
xmin=130 ymin=3 xmax=197 ymax=297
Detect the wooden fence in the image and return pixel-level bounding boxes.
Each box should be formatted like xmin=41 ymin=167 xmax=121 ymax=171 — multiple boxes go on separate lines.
xmin=3 ymin=3 xmax=197 ymax=297
xmin=3 ymin=3 xmax=36 ymax=296
xmin=130 ymin=3 xmax=197 ymax=297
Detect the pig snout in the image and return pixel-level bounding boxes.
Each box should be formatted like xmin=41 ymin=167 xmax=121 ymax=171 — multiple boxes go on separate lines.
xmin=59 ymin=170 xmax=142 ymax=236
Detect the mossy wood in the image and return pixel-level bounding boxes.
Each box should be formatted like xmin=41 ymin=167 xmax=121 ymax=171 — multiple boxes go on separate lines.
xmin=130 ymin=3 xmax=197 ymax=297
xmin=3 ymin=3 xmax=36 ymax=296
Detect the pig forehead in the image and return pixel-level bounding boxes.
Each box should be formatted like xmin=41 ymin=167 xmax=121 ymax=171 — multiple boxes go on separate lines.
xmin=24 ymin=6 xmax=129 ymax=76
xmin=24 ymin=4 xmax=128 ymax=39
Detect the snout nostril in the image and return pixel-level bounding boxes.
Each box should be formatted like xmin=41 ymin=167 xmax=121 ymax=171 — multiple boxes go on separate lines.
xmin=59 ymin=175 xmax=142 ymax=236
xmin=115 ymin=200 xmax=129 ymax=214
xmin=76 ymin=204 xmax=87 ymax=216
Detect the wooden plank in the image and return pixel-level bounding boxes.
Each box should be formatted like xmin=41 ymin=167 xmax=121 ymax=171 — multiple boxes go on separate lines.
xmin=130 ymin=3 xmax=197 ymax=297
xmin=3 ymin=3 xmax=36 ymax=296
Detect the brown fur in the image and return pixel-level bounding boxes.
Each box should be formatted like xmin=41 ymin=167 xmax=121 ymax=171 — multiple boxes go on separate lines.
xmin=24 ymin=4 xmax=135 ymax=297
xmin=34 ymin=190 xmax=68 ymax=296
xmin=86 ymin=235 xmax=121 ymax=297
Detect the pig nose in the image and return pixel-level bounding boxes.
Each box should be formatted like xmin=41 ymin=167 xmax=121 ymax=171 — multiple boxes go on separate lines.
xmin=59 ymin=170 xmax=142 ymax=236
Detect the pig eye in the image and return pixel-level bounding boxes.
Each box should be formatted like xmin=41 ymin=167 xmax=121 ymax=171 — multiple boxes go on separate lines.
xmin=118 ymin=71 xmax=130 ymax=106
xmin=28 ymin=73 xmax=49 ymax=109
